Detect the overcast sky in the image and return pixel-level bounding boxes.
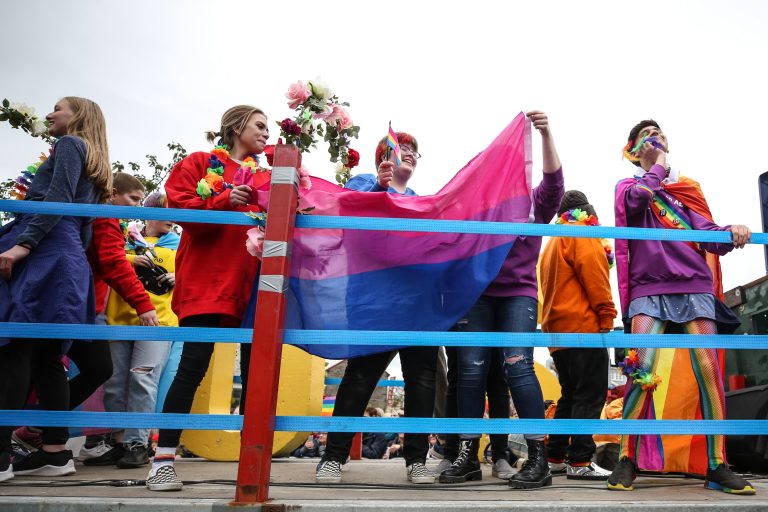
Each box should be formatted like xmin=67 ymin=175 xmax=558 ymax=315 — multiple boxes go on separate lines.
xmin=3 ymin=1 xmax=767 ymax=371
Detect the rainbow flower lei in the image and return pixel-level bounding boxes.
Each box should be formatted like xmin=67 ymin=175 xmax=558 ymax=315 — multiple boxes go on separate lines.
xmin=555 ymin=208 xmax=615 ymax=268
xmin=195 ymin=145 xmax=265 ymax=200
xmin=10 ymin=151 xmax=49 ymax=200
xmin=618 ymin=349 xmax=662 ymax=391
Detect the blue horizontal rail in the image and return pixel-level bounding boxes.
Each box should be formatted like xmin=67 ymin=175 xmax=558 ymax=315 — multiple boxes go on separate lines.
xmin=0 ymin=411 xmax=764 ymax=435
xmin=1 ymin=323 xmax=766 ymax=349
xmin=324 ymin=378 xmax=404 ymax=387
xmin=2 ymin=200 xmax=766 ymax=244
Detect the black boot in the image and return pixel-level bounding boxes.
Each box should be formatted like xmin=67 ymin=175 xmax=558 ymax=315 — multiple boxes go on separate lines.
xmin=508 ymin=439 xmax=552 ymax=489
xmin=438 ymin=439 xmax=482 ymax=483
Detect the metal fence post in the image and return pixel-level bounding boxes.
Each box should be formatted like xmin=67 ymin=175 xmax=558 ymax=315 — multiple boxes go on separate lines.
xmin=235 ymin=145 xmax=300 ymax=503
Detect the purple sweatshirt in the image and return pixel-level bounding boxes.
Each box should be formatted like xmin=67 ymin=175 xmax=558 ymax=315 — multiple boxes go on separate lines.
xmin=484 ymin=167 xmax=564 ymax=298
xmin=622 ymin=164 xmax=733 ymax=301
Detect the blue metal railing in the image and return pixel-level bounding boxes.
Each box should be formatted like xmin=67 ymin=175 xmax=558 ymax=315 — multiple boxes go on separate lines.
xmin=1 ymin=200 xmax=766 ymax=435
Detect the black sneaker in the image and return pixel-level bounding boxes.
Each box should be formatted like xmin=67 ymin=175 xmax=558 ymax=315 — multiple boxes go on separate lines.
xmin=117 ymin=444 xmax=149 ymax=469
xmin=13 ymin=449 xmax=75 ymax=476
xmin=705 ymin=463 xmax=756 ymax=495
xmin=606 ymin=457 xmax=636 ymax=491
xmin=83 ymin=444 xmax=126 ymax=466
xmin=0 ymin=451 xmax=13 ymax=483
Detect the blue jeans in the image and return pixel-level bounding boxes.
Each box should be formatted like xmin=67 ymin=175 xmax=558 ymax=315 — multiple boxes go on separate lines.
xmin=455 ymin=295 xmax=544 ymax=440
xmin=102 ymin=340 xmax=171 ymax=445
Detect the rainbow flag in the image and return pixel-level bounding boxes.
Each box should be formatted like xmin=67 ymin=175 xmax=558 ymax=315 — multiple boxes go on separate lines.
xmin=387 ymin=124 xmax=401 ymax=166
xmin=321 ymin=396 xmax=336 ymax=417
xmin=251 ymin=112 xmax=533 ymax=359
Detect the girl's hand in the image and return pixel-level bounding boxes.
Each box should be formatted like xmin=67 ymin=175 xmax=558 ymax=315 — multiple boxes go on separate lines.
xmin=133 ymin=254 xmax=153 ymax=268
xmin=138 ymin=310 xmax=160 ymax=326
xmin=230 ymin=185 xmax=253 ymax=208
xmin=0 ymin=245 xmax=31 ymax=280
xmin=157 ymin=272 xmax=175 ymax=287
xmin=729 ymin=225 xmax=751 ymax=249
xmin=526 ymin=111 xmax=550 ymax=137
xmin=377 ymin=161 xmax=394 ymax=189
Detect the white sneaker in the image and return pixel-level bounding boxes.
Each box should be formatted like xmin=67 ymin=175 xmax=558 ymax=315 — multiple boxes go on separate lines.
xmin=146 ymin=465 xmax=183 ymax=491
xmin=407 ymin=462 xmax=435 ymax=484
xmin=434 ymin=458 xmax=453 ymax=475
xmin=315 ymin=460 xmax=342 ymax=483
xmin=0 ymin=453 xmax=13 ymax=483
xmin=566 ymin=461 xmax=611 ymax=480
xmin=549 ymin=461 xmax=566 ymax=474
xmin=77 ymin=441 xmax=112 ymax=461
xmin=491 ymin=459 xmax=516 ymax=479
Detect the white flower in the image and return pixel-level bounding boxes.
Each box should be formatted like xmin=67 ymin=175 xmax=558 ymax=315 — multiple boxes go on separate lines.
xmin=309 ymin=78 xmax=334 ymax=101
xmin=11 ymin=102 xmax=35 ymax=117
xmin=31 ymin=118 xmax=47 ymax=136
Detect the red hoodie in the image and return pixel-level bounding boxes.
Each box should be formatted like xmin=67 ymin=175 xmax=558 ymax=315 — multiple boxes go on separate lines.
xmin=164 ymin=151 xmax=268 ymax=322
xmin=88 ymin=217 xmax=155 ymax=316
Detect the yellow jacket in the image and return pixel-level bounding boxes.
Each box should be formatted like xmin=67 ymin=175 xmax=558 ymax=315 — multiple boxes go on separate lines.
xmin=106 ymin=236 xmax=178 ymax=327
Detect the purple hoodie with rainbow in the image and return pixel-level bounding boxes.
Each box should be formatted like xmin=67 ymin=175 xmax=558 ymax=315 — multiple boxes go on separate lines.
xmin=614 ymin=164 xmax=733 ymax=317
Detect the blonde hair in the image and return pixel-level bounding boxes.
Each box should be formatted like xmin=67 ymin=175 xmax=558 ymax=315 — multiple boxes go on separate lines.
xmin=62 ymin=96 xmax=112 ymax=201
xmin=205 ymin=105 xmax=265 ymax=148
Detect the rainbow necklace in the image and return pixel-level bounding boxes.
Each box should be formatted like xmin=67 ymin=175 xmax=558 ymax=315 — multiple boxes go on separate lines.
xmin=195 ymin=145 xmax=265 ymax=200
xmin=11 ymin=151 xmax=51 ymax=200
xmin=555 ymin=208 xmax=615 ymax=268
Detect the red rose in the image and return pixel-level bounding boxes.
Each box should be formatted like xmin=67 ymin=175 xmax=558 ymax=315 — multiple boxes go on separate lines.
xmin=280 ymin=118 xmax=302 ymax=136
xmin=347 ymin=148 xmax=360 ymax=168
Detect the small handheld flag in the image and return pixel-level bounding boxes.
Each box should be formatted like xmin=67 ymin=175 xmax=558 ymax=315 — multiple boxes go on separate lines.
xmin=386 ymin=121 xmax=401 ymax=166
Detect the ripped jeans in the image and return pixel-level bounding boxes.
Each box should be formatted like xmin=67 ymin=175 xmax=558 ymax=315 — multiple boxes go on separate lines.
xmin=455 ymin=295 xmax=545 ymax=441
xmin=102 ymin=340 xmax=172 ymax=445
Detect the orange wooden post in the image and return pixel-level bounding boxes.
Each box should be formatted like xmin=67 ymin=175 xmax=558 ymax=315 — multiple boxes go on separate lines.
xmin=235 ymin=145 xmax=300 ymax=503
xmin=350 ymin=432 xmax=363 ymax=460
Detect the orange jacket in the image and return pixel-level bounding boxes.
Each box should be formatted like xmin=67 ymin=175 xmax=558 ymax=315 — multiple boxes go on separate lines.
xmin=540 ymin=235 xmax=617 ymax=353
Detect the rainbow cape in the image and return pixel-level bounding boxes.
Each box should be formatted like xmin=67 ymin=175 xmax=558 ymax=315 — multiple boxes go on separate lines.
xmin=253 ymin=113 xmax=533 ymax=359
xmin=614 ymin=174 xmax=728 ymax=475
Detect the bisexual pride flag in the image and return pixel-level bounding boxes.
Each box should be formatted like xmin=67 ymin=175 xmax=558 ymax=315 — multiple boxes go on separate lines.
xmin=255 ymin=113 xmax=534 ymax=359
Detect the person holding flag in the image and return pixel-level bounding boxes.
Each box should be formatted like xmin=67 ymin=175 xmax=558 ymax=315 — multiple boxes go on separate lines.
xmin=315 ymin=128 xmax=439 ymax=485
xmin=344 ymin=124 xmax=417 ymax=195
xmin=441 ymin=111 xmax=564 ymax=489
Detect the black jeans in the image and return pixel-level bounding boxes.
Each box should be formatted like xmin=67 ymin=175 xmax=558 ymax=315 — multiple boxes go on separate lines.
xmin=67 ymin=339 xmax=113 ymax=410
xmin=0 ymin=342 xmax=33 ymax=454
xmin=0 ymin=340 xmax=71 ymax=449
xmin=548 ymin=348 xmax=608 ymax=464
xmin=444 ymin=346 xmax=510 ymax=461
xmin=157 ymin=314 xmax=251 ymax=448
xmin=324 ymin=346 xmax=437 ymax=466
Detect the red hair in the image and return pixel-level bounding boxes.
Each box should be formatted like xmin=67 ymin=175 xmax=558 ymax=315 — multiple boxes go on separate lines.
xmin=374 ymin=132 xmax=418 ymax=167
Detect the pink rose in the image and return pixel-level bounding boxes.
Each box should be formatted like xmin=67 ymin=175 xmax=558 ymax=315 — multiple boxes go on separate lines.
xmin=246 ymin=227 xmax=265 ymax=259
xmin=299 ymin=175 xmax=312 ymax=191
xmin=335 ymin=106 xmax=353 ymax=130
xmin=286 ymin=81 xmax=311 ymax=109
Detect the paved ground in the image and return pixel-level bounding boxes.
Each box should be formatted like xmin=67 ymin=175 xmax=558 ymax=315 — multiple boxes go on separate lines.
xmin=0 ymin=458 xmax=766 ymax=511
